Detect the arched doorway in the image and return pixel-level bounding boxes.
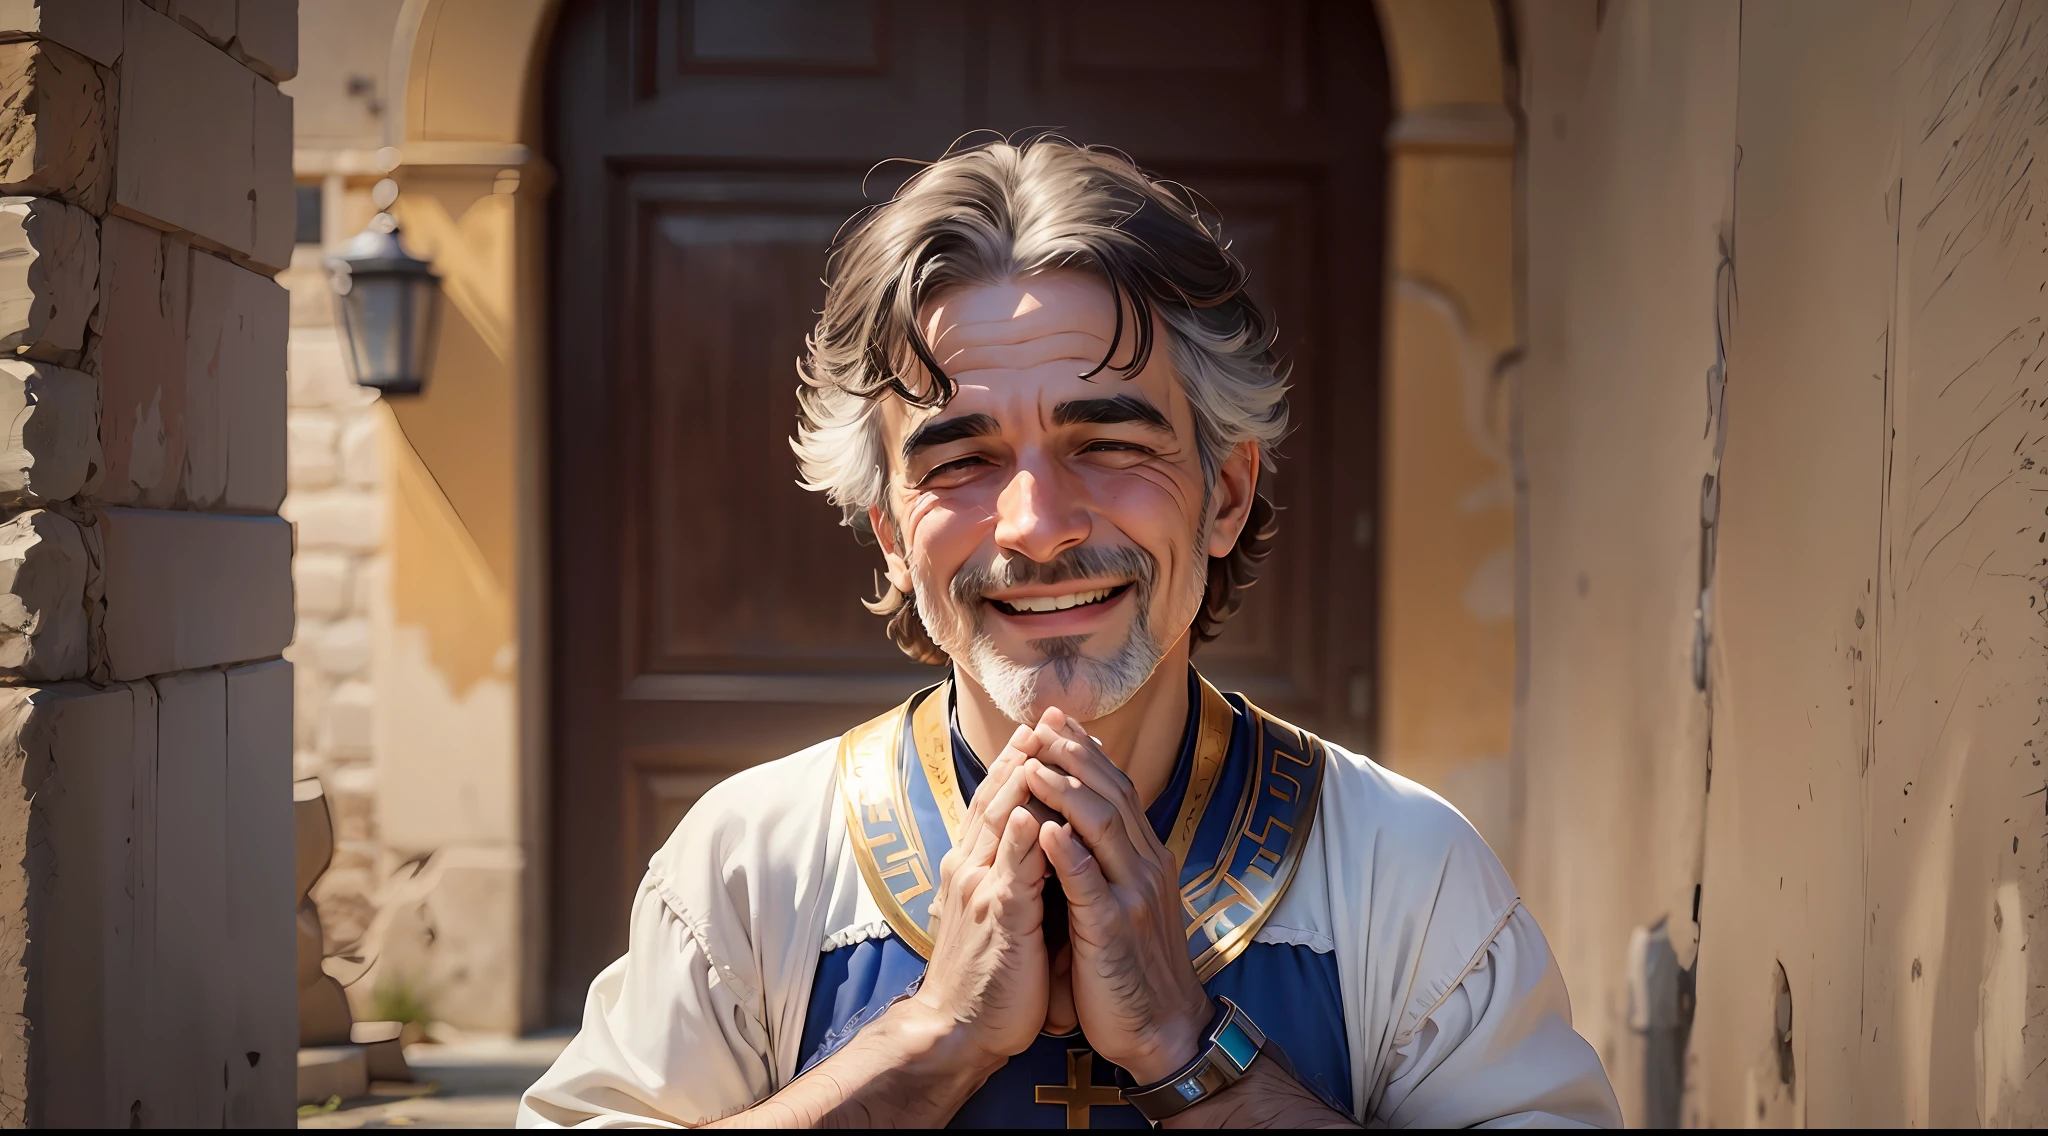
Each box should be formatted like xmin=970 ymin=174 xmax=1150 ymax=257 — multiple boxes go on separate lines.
xmin=543 ymin=0 xmax=1391 ymax=1018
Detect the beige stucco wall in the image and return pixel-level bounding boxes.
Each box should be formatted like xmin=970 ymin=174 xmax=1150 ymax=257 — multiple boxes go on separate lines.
xmin=1372 ymin=0 xmax=1522 ymax=864
xmin=1516 ymin=0 xmax=2048 ymax=1124
xmin=377 ymin=0 xmax=557 ymax=1033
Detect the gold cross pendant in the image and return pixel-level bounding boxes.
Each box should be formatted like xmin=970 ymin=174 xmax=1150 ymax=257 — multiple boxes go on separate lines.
xmin=1033 ymin=1048 xmax=1127 ymax=1129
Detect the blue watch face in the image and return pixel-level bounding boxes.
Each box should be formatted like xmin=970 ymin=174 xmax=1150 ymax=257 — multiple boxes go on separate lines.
xmin=1215 ymin=1019 xmax=1261 ymax=1072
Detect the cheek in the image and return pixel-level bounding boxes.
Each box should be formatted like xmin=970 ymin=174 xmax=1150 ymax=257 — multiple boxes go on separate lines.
xmin=1083 ymin=470 xmax=1209 ymax=593
xmin=1081 ymin=465 xmax=1204 ymax=544
xmin=899 ymin=491 xmax=990 ymax=578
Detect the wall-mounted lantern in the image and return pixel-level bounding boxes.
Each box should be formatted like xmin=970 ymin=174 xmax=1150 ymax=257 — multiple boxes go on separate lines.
xmin=329 ymin=178 xmax=443 ymax=396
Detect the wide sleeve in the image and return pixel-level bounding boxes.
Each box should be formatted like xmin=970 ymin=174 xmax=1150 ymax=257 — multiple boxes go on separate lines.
xmin=1369 ymin=904 xmax=1621 ymax=1129
xmin=516 ymin=871 xmax=774 ymax=1128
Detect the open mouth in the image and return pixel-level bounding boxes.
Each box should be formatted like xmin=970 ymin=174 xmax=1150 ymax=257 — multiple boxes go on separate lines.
xmin=987 ymin=583 xmax=1133 ymax=617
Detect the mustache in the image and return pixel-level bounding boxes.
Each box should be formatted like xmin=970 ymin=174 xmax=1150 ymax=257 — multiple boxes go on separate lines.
xmin=948 ymin=545 xmax=1157 ymax=606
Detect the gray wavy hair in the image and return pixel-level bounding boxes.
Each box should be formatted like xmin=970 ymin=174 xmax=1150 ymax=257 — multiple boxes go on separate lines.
xmin=792 ymin=135 xmax=1289 ymax=663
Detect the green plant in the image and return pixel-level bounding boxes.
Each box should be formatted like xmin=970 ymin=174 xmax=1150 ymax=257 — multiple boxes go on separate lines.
xmin=368 ymin=973 xmax=434 ymax=1027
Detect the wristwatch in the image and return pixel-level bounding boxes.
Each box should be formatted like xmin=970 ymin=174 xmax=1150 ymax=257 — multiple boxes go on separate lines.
xmin=1121 ymin=996 xmax=1267 ymax=1123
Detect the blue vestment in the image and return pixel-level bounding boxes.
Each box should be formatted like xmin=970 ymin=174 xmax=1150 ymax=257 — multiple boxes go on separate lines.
xmin=797 ymin=672 xmax=1351 ymax=1128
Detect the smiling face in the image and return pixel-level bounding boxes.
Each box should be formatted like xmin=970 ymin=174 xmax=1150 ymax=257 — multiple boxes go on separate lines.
xmin=868 ymin=269 xmax=1257 ymax=724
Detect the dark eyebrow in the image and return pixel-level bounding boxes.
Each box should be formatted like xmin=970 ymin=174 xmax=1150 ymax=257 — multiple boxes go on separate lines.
xmin=901 ymin=413 xmax=999 ymax=463
xmin=1051 ymin=394 xmax=1171 ymax=432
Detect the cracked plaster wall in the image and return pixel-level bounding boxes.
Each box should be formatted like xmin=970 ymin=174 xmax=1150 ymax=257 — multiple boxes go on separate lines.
xmin=1516 ymin=0 xmax=2048 ymax=1125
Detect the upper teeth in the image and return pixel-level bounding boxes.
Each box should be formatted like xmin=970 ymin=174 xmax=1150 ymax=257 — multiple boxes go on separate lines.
xmin=1003 ymin=588 xmax=1114 ymax=613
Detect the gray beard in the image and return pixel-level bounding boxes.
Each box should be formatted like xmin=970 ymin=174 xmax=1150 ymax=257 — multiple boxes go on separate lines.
xmin=912 ymin=535 xmax=1205 ymax=724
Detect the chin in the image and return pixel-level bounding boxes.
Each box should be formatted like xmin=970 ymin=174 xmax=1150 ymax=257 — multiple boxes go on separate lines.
xmin=963 ymin=633 xmax=1162 ymax=725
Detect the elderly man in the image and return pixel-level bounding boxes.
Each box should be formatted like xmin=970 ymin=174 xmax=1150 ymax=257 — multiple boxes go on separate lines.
xmin=520 ymin=137 xmax=1620 ymax=1129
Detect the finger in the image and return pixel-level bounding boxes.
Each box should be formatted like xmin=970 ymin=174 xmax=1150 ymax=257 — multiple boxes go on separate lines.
xmin=1031 ymin=716 xmax=1139 ymax=805
xmin=1023 ymin=758 xmax=1154 ymax=884
xmin=1040 ymin=821 xmax=1112 ymax=908
xmin=985 ymin=806 xmax=1049 ymax=927
xmin=1039 ymin=707 xmax=1127 ymax=778
xmin=934 ymin=846 xmax=959 ymax=906
xmin=964 ymin=765 xmax=1038 ymax=867
xmin=1029 ymin=728 xmax=1161 ymax=865
xmin=962 ymin=724 xmax=1036 ymax=832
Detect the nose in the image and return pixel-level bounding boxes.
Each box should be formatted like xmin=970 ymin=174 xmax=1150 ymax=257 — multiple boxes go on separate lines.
xmin=993 ymin=459 xmax=1089 ymax=564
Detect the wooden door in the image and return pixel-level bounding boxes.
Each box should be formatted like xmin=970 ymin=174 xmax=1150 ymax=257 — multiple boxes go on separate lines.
xmin=547 ymin=0 xmax=1388 ymax=1020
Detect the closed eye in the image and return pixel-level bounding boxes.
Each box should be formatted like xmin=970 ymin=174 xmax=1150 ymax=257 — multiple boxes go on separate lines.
xmin=917 ymin=454 xmax=990 ymax=485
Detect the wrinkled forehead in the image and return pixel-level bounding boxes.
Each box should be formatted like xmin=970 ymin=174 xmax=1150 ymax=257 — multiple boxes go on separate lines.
xmin=877 ymin=269 xmax=1181 ymax=441
xmin=920 ymin=270 xmax=1119 ymax=364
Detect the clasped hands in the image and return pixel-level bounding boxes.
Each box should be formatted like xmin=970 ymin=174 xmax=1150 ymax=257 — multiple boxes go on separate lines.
xmin=908 ymin=706 xmax=1215 ymax=1086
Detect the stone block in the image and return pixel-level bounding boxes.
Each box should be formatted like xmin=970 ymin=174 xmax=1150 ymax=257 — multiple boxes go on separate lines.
xmin=351 ymin=554 xmax=384 ymax=617
xmin=0 ymin=196 xmax=97 ymax=363
xmin=352 ymin=1024 xmax=411 ymax=1082
xmin=185 ymin=249 xmax=287 ymax=512
xmin=372 ymin=848 xmax=523 ymax=1034
xmin=287 ymin=410 xmax=338 ymax=488
xmin=161 ymin=0 xmax=232 ymax=46
xmin=308 ymin=617 xmax=369 ymax=678
xmin=296 ymin=1044 xmax=366 ymax=1105
xmin=114 ymin=1 xmax=264 ymax=261
xmin=321 ymin=680 xmax=371 ymax=759
xmin=0 ymin=510 xmax=89 ymax=681
xmin=0 ymin=361 xmax=99 ymax=505
xmin=97 ymin=508 xmax=293 ymax=680
xmin=0 ymin=39 xmax=109 ymax=213
xmin=323 ymin=760 xmax=374 ymax=835
xmin=225 ymin=659 xmax=295 ymax=1124
xmin=293 ymin=550 xmax=351 ymax=619
xmin=292 ymin=775 xmax=330 ymax=903
xmin=0 ymin=681 xmax=158 ymax=1125
xmin=250 ymin=78 xmax=292 ymax=271
xmin=339 ymin=413 xmax=378 ymax=488
xmin=285 ymin=491 xmax=381 ymax=552
xmin=284 ymin=244 xmax=334 ymax=328
xmin=288 ymin=325 xmax=371 ymax=409
xmin=149 ymin=668 xmax=229 ymax=1124
xmin=234 ymin=0 xmax=295 ymax=82
xmin=291 ymin=657 xmax=327 ymax=751
xmin=94 ymin=216 xmax=190 ymax=508
xmin=0 ymin=0 xmax=124 ymax=67
xmin=314 ymin=854 xmax=373 ymax=950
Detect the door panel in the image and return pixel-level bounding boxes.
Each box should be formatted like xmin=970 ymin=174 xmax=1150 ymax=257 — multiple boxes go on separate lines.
xmin=549 ymin=0 xmax=1387 ymax=1020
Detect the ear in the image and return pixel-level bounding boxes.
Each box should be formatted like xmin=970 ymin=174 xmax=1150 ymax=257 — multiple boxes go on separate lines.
xmin=1204 ymin=441 xmax=1261 ymax=559
xmin=869 ymin=503 xmax=916 ymax=594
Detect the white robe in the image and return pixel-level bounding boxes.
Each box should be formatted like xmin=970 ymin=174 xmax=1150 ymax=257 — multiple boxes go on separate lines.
xmin=518 ymin=733 xmax=1621 ymax=1128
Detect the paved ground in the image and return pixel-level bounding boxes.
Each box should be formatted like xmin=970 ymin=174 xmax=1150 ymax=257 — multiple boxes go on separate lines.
xmin=299 ymin=1033 xmax=571 ymax=1129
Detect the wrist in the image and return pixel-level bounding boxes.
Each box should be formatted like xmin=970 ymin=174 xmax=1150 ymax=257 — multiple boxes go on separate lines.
xmin=1118 ymin=995 xmax=1218 ymax=1085
xmin=879 ymin=997 xmax=1010 ymax=1084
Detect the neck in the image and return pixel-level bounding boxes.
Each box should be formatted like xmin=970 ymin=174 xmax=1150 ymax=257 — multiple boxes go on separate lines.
xmin=951 ymin=635 xmax=1195 ymax=809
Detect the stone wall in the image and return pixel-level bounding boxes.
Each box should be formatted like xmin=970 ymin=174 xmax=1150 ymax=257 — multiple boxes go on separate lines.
xmin=0 ymin=0 xmax=298 ymax=1126
xmin=273 ymin=0 xmax=418 ymax=1030
xmin=279 ymin=240 xmax=387 ymax=972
